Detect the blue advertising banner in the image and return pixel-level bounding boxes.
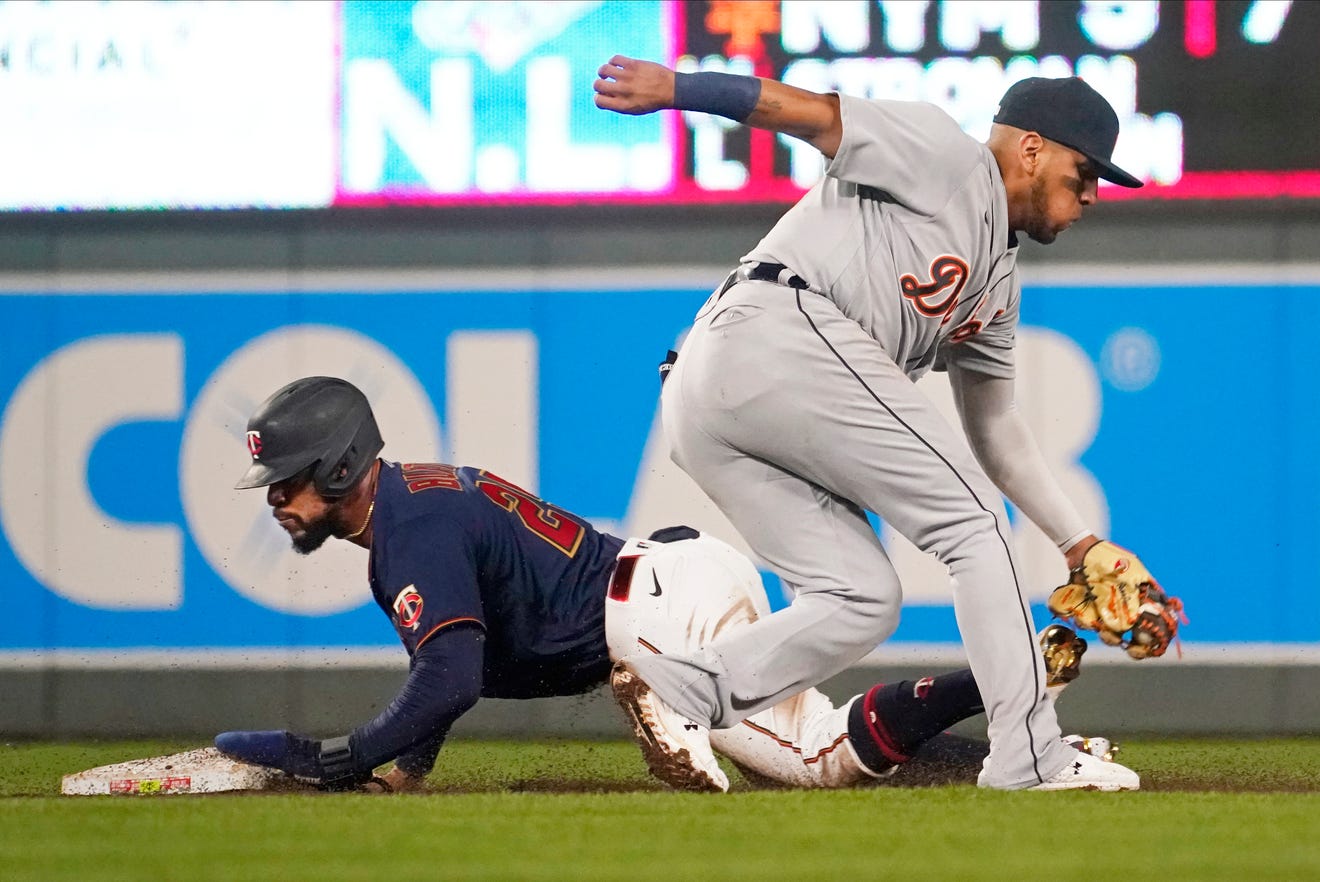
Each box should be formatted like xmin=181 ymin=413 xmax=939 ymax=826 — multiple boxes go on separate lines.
xmin=0 ymin=277 xmax=1315 ymax=655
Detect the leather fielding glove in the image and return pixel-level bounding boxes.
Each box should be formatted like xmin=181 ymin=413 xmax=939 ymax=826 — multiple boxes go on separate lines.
xmin=1047 ymin=540 xmax=1186 ymax=659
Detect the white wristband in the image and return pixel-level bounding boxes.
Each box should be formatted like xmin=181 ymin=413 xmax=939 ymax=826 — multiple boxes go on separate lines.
xmin=1057 ymin=529 xmax=1094 ymax=554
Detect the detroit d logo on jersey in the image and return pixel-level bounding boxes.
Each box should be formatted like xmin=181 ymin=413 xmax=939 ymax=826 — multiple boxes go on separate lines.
xmin=392 ymin=585 xmax=424 ymax=630
xmin=899 ymin=255 xmax=969 ymax=323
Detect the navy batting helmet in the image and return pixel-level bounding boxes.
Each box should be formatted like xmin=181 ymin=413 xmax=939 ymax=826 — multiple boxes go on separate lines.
xmin=234 ymin=376 xmax=384 ymax=497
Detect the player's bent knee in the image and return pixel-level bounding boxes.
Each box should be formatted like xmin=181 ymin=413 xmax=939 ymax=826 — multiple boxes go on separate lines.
xmin=855 ymin=600 xmax=900 ymax=646
xmin=805 ymin=585 xmax=900 ymax=647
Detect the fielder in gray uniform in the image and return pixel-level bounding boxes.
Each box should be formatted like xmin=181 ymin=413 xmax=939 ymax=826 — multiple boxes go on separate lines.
xmin=594 ymin=58 xmax=1151 ymax=791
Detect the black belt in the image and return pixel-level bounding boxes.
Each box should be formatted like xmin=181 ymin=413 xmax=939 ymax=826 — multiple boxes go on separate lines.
xmin=713 ymin=261 xmax=811 ymax=301
xmin=662 ymin=263 xmax=811 ymax=386
xmin=740 ymin=261 xmax=811 ymax=290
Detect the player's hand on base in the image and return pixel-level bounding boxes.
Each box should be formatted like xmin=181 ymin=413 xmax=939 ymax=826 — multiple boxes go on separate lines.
xmin=214 ymin=730 xmax=322 ymax=779
xmin=360 ymin=766 xmax=429 ymax=794
xmin=594 ymin=55 xmax=674 ymax=115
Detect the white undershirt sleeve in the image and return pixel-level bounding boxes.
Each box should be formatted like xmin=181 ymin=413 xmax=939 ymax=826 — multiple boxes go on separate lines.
xmin=948 ymin=363 xmax=1092 ymax=549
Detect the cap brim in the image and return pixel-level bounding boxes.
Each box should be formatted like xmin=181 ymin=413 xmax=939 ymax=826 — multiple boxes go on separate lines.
xmin=234 ymin=461 xmax=300 ymax=491
xmin=1089 ymin=155 xmax=1143 ymax=188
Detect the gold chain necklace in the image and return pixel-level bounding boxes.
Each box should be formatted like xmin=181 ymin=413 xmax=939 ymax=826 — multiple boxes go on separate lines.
xmin=342 ymin=468 xmax=378 ymax=540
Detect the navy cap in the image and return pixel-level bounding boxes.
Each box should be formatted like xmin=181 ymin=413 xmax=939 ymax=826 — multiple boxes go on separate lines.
xmin=993 ymin=77 xmax=1142 ymax=189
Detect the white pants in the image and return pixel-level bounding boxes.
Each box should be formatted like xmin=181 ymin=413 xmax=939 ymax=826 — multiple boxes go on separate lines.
xmin=604 ymin=534 xmax=880 ymax=788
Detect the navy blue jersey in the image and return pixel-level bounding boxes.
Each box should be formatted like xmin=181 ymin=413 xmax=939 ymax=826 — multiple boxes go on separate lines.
xmin=367 ymin=460 xmax=622 ymax=699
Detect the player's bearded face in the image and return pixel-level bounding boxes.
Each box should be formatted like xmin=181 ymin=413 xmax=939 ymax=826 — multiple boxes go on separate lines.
xmin=1024 ymin=176 xmax=1059 ymax=245
xmin=1024 ymin=144 xmax=1096 ymax=245
xmin=287 ymin=511 xmax=338 ymax=554
xmin=268 ymin=475 xmax=343 ymax=555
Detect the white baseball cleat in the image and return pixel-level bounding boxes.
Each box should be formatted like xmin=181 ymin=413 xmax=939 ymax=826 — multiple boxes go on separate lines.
xmin=1029 ymin=747 xmax=1140 ymax=792
xmin=610 ymin=660 xmax=729 ymax=793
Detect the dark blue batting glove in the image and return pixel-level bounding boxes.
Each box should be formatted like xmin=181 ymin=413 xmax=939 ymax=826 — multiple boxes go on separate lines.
xmin=215 ymin=730 xmax=323 ymax=779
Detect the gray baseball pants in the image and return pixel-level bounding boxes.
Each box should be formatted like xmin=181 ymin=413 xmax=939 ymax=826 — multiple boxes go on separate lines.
xmin=626 ymin=277 xmax=1074 ymax=789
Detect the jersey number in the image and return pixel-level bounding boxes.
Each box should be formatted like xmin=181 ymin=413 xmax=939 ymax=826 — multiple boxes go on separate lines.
xmin=474 ymin=472 xmax=585 ymax=557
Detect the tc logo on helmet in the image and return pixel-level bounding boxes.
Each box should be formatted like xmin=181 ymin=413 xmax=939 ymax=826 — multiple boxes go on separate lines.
xmin=245 ymin=430 xmax=262 ymax=459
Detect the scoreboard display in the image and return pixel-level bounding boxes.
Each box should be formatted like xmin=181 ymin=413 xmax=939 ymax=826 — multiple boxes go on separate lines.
xmin=0 ymin=0 xmax=1314 ymax=210
xmin=669 ymin=0 xmax=1320 ymax=202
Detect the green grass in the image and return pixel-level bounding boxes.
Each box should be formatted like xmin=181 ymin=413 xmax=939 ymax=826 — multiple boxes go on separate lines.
xmin=2 ymin=739 xmax=1319 ymax=881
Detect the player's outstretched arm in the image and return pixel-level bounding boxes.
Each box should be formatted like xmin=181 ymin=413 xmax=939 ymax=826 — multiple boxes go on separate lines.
xmin=592 ymin=55 xmax=675 ymax=116
xmin=950 ymin=366 xmax=1187 ymax=658
xmin=948 ymin=364 xmax=1093 ymax=556
xmin=593 ymin=55 xmax=842 ymax=157
xmin=369 ymin=732 xmax=447 ymax=793
xmin=214 ymin=627 xmax=484 ymax=790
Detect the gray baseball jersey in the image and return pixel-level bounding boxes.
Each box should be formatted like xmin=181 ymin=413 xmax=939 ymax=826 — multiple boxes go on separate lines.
xmin=627 ymin=94 xmax=1077 ymax=790
xmin=746 ymin=95 xmax=1021 ymax=381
